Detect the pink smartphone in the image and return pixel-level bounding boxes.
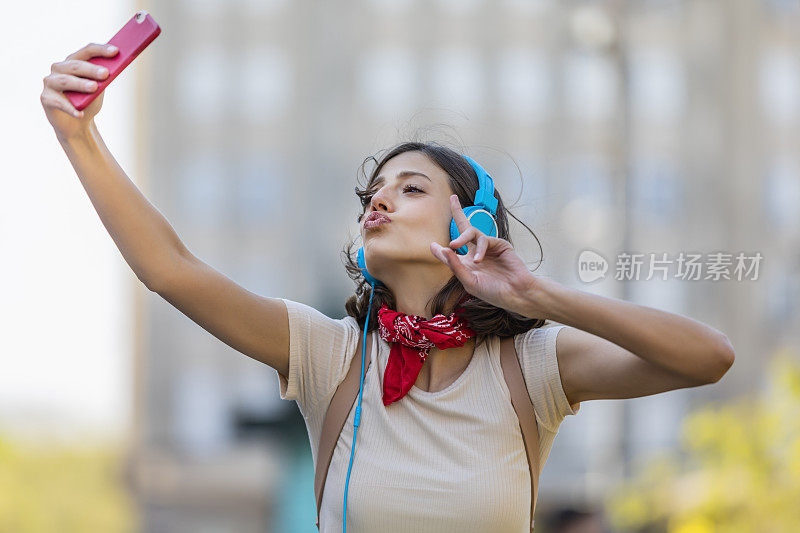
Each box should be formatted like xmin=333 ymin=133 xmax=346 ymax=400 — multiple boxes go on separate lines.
xmin=65 ymin=10 xmax=161 ymax=111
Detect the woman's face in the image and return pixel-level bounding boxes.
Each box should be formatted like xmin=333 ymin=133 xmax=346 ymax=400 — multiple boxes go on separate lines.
xmin=360 ymin=151 xmax=455 ymax=277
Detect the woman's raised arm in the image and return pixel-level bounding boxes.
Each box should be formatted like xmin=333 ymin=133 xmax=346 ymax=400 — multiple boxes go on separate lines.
xmin=43 ymin=42 xmax=187 ymax=287
xmin=42 ymin=43 xmax=290 ymax=376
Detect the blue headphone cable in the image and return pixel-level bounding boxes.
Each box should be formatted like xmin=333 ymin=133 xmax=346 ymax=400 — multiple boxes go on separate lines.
xmin=342 ymin=280 xmax=375 ymax=532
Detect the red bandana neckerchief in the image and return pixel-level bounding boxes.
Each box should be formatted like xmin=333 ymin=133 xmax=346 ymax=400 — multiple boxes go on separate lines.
xmin=377 ymin=296 xmax=476 ymax=406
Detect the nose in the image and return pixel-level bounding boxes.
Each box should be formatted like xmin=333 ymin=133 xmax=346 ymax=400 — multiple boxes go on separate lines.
xmin=368 ymin=187 xmax=392 ymax=215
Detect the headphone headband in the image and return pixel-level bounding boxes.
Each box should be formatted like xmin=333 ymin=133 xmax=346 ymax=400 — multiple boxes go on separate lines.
xmin=461 ymin=154 xmax=498 ymax=217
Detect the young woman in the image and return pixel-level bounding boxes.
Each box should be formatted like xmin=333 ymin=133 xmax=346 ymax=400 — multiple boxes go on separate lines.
xmin=42 ymin=43 xmax=735 ymax=532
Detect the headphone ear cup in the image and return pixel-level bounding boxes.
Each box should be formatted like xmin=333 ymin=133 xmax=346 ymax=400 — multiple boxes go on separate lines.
xmin=450 ymin=207 xmax=498 ymax=255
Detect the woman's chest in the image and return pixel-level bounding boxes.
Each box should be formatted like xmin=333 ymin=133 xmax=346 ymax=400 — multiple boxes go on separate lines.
xmin=319 ymin=358 xmax=532 ymax=532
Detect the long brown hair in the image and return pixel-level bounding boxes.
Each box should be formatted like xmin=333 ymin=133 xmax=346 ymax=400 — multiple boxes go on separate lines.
xmin=341 ymin=140 xmax=549 ymax=350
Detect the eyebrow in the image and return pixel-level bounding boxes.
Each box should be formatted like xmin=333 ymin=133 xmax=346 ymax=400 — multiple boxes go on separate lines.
xmin=372 ymin=170 xmax=432 ymax=187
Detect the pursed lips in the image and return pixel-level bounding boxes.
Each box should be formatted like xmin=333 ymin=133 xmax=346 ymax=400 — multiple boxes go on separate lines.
xmin=364 ymin=213 xmax=391 ymax=230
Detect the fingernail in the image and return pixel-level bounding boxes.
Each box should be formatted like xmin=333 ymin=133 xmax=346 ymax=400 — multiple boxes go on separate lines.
xmin=108 ymin=45 xmax=117 ymax=51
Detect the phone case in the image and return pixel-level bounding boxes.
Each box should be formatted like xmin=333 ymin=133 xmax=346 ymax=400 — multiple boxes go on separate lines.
xmin=65 ymin=10 xmax=161 ymax=111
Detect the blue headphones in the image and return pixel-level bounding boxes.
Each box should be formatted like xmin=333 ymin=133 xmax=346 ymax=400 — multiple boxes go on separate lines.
xmin=356 ymin=154 xmax=499 ymax=287
xmin=341 ymin=154 xmax=498 ymax=531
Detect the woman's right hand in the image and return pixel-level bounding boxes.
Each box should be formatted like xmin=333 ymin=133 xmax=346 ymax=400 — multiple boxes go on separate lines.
xmin=41 ymin=42 xmax=119 ymax=140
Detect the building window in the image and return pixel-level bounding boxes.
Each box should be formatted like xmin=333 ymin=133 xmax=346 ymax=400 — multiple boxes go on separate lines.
xmin=177 ymin=152 xmax=228 ymax=229
xmin=497 ymin=47 xmax=552 ymax=123
xmin=568 ymin=152 xmax=614 ymax=206
xmin=178 ymin=44 xmax=227 ymax=123
xmin=766 ymin=265 xmax=799 ymax=326
xmin=564 ymin=50 xmax=618 ymax=122
xmin=231 ymin=363 xmax=289 ymax=431
xmin=759 ymin=47 xmax=800 ymax=125
xmin=431 ymin=47 xmax=484 ymax=115
xmin=631 ymin=156 xmax=682 ymax=221
xmin=357 ymin=46 xmax=417 ymax=118
xmin=173 ymin=365 xmax=231 ymax=457
xmin=761 ymin=0 xmax=800 ymax=16
xmin=559 ymin=153 xmax=615 ymax=246
xmin=764 ymin=155 xmax=800 ymax=231
xmin=629 ymin=47 xmax=686 ymax=123
xmin=237 ymin=47 xmax=293 ymax=121
xmin=232 ymin=154 xmax=288 ymax=227
xmin=629 ymin=389 xmax=687 ymax=460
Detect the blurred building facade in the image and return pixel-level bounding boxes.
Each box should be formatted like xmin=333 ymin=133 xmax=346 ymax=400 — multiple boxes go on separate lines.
xmin=126 ymin=0 xmax=800 ymax=531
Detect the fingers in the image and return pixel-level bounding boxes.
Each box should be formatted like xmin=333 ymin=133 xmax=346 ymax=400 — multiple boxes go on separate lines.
xmin=49 ymin=43 xmax=116 ymax=91
xmin=431 ymin=242 xmax=446 ymax=263
xmin=449 ymin=225 xmax=476 ymax=249
xmin=47 ymin=72 xmax=99 ymax=94
xmin=41 ymin=71 xmax=97 ymax=118
xmin=65 ymin=42 xmax=118 ymax=62
xmin=449 ymin=224 xmax=487 ymax=256
xmin=436 ymin=244 xmax=472 ymax=280
xmin=43 ymin=43 xmax=117 ymax=119
xmin=449 ymin=195 xmax=470 ymax=233
xmin=474 ymin=234 xmax=488 ymax=262
xmin=448 ymin=227 xmax=492 ymax=262
xmin=40 ymin=91 xmax=83 ymax=118
xmin=51 ymin=58 xmax=110 ymax=82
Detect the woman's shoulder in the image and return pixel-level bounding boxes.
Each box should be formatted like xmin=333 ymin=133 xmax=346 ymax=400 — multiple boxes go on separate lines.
xmin=512 ymin=323 xmax=567 ymax=348
xmin=280 ymin=298 xmax=362 ymax=336
xmin=510 ymin=323 xmax=579 ymax=430
xmin=276 ymin=298 xmax=366 ymax=410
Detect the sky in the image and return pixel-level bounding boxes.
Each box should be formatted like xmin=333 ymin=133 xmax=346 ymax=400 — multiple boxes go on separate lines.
xmin=1 ymin=1 xmax=136 ymax=442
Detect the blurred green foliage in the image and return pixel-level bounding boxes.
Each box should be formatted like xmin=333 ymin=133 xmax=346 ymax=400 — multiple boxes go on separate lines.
xmin=0 ymin=435 xmax=135 ymax=532
xmin=605 ymin=349 xmax=800 ymax=532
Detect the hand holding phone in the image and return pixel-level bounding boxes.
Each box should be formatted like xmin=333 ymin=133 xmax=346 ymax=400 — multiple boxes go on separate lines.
xmin=42 ymin=11 xmax=161 ymax=140
xmin=63 ymin=11 xmax=161 ymax=111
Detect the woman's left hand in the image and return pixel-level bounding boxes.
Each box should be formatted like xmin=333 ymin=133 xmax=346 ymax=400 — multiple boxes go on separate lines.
xmin=430 ymin=194 xmax=547 ymax=318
